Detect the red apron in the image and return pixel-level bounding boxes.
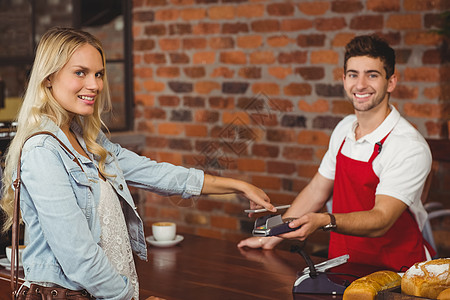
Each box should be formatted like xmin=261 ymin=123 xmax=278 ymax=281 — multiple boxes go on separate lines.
xmin=329 ymin=133 xmax=435 ymax=271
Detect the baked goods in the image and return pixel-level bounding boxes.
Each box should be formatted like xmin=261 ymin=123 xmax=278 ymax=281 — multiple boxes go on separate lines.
xmin=401 ymin=258 xmax=450 ymax=299
xmin=343 ymin=270 xmax=401 ymax=300
xmin=438 ymin=288 xmax=450 ymax=300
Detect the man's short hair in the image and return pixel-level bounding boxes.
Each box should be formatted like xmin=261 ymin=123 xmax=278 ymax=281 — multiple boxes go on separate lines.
xmin=344 ymin=35 xmax=396 ymax=79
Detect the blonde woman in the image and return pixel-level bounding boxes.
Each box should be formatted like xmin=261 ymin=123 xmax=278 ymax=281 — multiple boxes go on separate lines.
xmin=0 ymin=27 xmax=275 ymax=300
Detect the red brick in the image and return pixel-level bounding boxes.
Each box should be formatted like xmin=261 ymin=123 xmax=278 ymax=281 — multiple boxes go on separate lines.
xmin=185 ymin=212 xmax=208 ymax=225
xmin=209 ymin=37 xmax=235 ymax=49
xmin=182 ymin=38 xmax=207 ymax=49
xmin=297 ymin=34 xmax=326 ymax=47
xmin=156 ymin=66 xmax=180 ymax=78
xmin=404 ymin=31 xmax=442 ymax=46
xmin=180 ymin=8 xmax=206 ymax=20
xmin=280 ymin=19 xmax=313 ymax=31
xmin=144 ymin=24 xmax=166 ymax=36
xmin=298 ymin=2 xmax=330 ymax=15
xmin=159 ymin=152 xmax=183 ymax=165
xmin=184 ymin=66 xmax=206 ymax=78
xmin=251 ymin=175 xmax=282 ymax=190
xmin=252 ymin=82 xmax=280 ymax=95
xmin=135 ymin=94 xmax=155 ymax=106
xmin=183 ymin=96 xmax=205 ymax=107
xmin=193 ymin=51 xmax=216 ymax=64
xmin=267 ymin=35 xmax=293 ymax=47
xmin=208 ymin=6 xmax=235 ymax=20
xmin=297 ymin=163 xmax=319 ymax=179
xmin=194 ymin=81 xmax=221 ymax=94
xmin=134 ymin=67 xmax=153 ymax=78
xmin=392 ymin=84 xmax=419 ymax=99
xmin=295 ymin=67 xmax=325 ymax=80
xmin=331 ymin=1 xmax=364 ymax=13
xmin=158 ymin=123 xmax=183 ymax=135
xmin=134 ymin=39 xmax=156 ymax=51
xmin=332 ymin=100 xmax=354 ymax=115
xmin=143 ymin=53 xmax=166 ymax=64
xmin=193 ymin=23 xmax=221 ymax=35
xmin=267 ymin=129 xmax=297 ymax=143
xmin=332 ymin=33 xmax=355 ymax=47
xmin=423 ymin=49 xmax=443 ymax=64
xmin=251 ymin=20 xmax=280 ymax=32
xmin=195 ymin=110 xmax=219 ymax=123
xmin=185 ymin=124 xmax=208 ymax=137
xmin=404 ymin=0 xmax=445 ymax=11
xmin=209 ymin=97 xmax=234 ymax=109
xmin=154 ymin=9 xmax=180 ymax=21
xmin=404 ymin=67 xmax=440 ymax=82
xmin=159 ymin=95 xmax=180 ymax=106
xmin=278 ymin=51 xmax=308 ymax=64
xmin=310 ymin=50 xmax=339 ymax=64
xmin=386 ymin=14 xmax=422 ymax=29
xmin=238 ymin=67 xmax=261 ymax=79
xmin=270 ymin=99 xmax=294 ymax=112
xmin=197 ymin=199 xmax=224 ymax=212
xmin=298 ymin=99 xmax=329 ymax=113
xmin=284 ymin=83 xmax=312 ymax=96
xmin=237 ymin=158 xmax=266 ymax=172
xmin=297 ymin=130 xmax=330 ymax=146
xmin=250 ymin=51 xmax=276 ymax=64
xmin=220 ymin=51 xmax=247 ymax=64
xmin=236 ymin=35 xmax=263 ymax=48
xmin=425 ymin=121 xmax=445 ymax=137
xmin=169 ymin=53 xmax=189 ymax=64
xmin=236 ymin=4 xmax=265 ymax=18
xmin=250 ymin=113 xmax=278 ymax=127
xmin=222 ymin=111 xmax=251 ymax=125
xmin=267 ymin=161 xmax=296 ymax=174
xmin=211 ymin=67 xmax=235 ymax=78
xmin=143 ymin=106 xmax=165 ymax=120
xmin=222 ymin=23 xmax=249 ymax=34
xmin=159 ymin=38 xmax=180 ymax=51
xmin=267 ymin=3 xmax=295 ymax=16
xmin=268 ymin=67 xmax=293 ymax=79
xmin=252 ymin=144 xmax=279 ymax=158
xmin=424 ymin=86 xmax=441 ymax=100
xmin=350 ymin=15 xmax=384 ymax=30
xmin=315 ymin=17 xmax=347 ymax=31
xmin=143 ymin=80 xmax=165 ymax=92
xmin=367 ymin=0 xmax=400 ymax=12
xmin=404 ymin=103 xmax=443 ymax=118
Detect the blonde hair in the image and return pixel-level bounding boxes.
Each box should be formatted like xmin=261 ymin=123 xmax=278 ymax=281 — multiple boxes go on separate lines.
xmin=1 ymin=27 xmax=112 ymax=232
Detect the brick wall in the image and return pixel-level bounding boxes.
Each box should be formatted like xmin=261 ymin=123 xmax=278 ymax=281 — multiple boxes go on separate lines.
xmin=131 ymin=0 xmax=450 ymax=242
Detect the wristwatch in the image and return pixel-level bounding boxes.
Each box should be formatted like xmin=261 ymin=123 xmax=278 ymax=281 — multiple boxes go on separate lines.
xmin=322 ymin=213 xmax=337 ymax=231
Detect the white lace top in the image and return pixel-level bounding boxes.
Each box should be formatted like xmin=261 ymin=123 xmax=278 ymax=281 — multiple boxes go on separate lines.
xmin=98 ymin=179 xmax=139 ymax=299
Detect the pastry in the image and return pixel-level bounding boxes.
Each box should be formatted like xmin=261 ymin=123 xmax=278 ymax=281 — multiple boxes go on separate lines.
xmin=401 ymin=258 xmax=450 ymax=299
xmin=343 ymin=270 xmax=401 ymax=300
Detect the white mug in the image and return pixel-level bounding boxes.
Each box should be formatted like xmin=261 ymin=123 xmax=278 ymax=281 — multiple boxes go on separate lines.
xmin=152 ymin=222 xmax=176 ymax=241
xmin=6 ymin=245 xmax=26 ymax=266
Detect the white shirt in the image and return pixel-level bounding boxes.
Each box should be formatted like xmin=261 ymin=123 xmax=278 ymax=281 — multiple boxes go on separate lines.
xmin=318 ymin=106 xmax=432 ymax=230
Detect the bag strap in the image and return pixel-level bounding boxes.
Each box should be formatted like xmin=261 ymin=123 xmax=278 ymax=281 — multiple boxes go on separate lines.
xmin=11 ymin=131 xmax=83 ymax=299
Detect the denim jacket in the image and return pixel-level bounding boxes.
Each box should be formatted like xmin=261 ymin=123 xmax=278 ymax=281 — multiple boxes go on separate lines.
xmin=17 ymin=119 xmax=204 ymax=299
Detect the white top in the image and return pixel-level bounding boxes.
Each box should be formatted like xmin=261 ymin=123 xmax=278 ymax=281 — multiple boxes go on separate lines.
xmin=318 ymin=106 xmax=432 ymax=230
xmin=98 ymin=179 xmax=139 ymax=300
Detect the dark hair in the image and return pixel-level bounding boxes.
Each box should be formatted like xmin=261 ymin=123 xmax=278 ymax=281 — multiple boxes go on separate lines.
xmin=344 ymin=35 xmax=395 ymax=79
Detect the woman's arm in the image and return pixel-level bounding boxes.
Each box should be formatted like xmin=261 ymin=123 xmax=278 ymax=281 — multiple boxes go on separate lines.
xmin=201 ymin=174 xmax=275 ymax=212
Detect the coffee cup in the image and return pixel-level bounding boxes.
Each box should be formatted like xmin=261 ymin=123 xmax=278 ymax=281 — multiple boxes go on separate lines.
xmin=152 ymin=222 xmax=176 ymax=241
xmin=6 ymin=245 xmax=26 ymax=266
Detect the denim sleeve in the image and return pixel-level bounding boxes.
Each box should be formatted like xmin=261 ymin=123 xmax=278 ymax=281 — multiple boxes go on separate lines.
xmin=20 ymin=145 xmax=134 ymax=300
xmin=103 ymin=138 xmax=205 ymax=198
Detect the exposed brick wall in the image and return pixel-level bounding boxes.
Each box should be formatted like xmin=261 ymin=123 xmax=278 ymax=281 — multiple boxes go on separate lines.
xmin=131 ymin=0 xmax=450 ymax=242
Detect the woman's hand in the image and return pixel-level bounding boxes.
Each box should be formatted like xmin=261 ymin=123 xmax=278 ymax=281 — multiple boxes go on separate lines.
xmin=201 ymin=175 xmax=275 ymax=213
xmin=237 ymin=236 xmax=282 ymax=250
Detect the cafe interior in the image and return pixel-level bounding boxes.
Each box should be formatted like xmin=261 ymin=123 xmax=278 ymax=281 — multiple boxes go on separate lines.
xmin=0 ymin=0 xmax=450 ymax=299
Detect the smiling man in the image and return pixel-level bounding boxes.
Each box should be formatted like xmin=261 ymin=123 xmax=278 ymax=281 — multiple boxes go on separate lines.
xmin=238 ymin=35 xmax=434 ymax=271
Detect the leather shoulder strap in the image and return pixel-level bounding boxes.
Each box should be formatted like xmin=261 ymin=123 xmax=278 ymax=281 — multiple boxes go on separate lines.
xmin=11 ymin=131 xmax=83 ymax=297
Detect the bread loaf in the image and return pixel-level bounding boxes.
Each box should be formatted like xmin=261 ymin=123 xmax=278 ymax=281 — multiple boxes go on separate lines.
xmin=438 ymin=288 xmax=450 ymax=300
xmin=343 ymin=270 xmax=401 ymax=300
xmin=401 ymin=258 xmax=450 ymax=299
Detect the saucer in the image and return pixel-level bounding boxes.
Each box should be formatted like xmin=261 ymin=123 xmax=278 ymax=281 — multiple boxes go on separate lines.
xmin=146 ymin=235 xmax=184 ymax=248
xmin=0 ymin=257 xmax=22 ymax=270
